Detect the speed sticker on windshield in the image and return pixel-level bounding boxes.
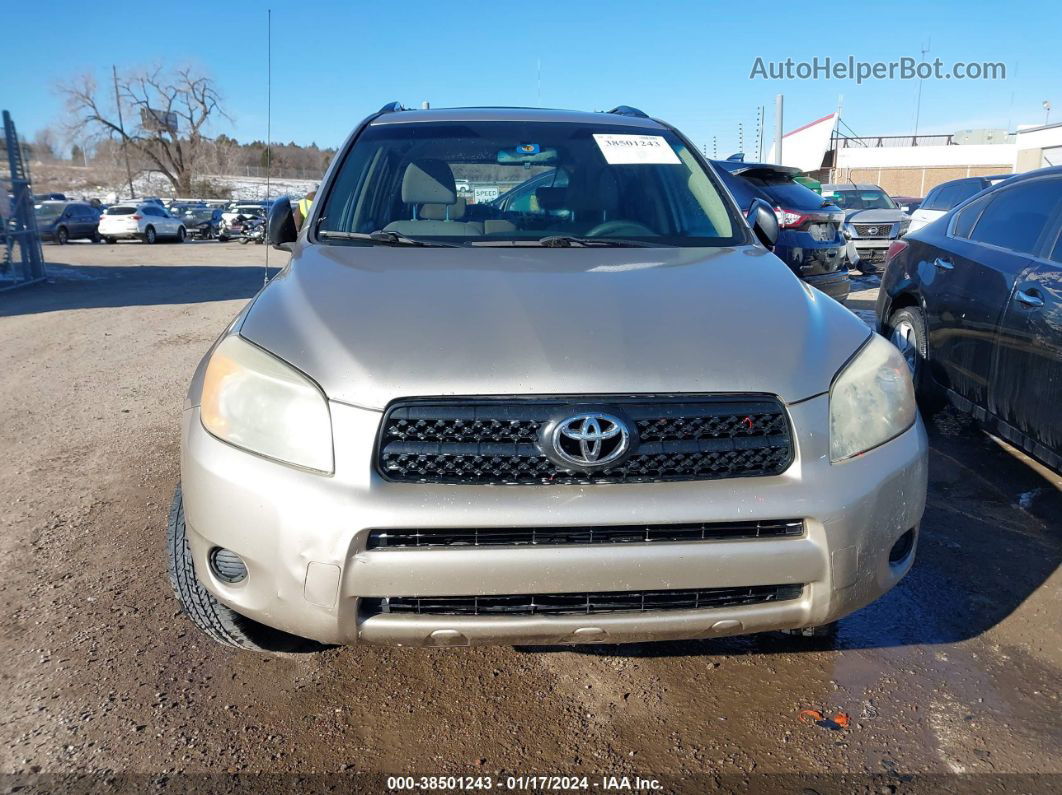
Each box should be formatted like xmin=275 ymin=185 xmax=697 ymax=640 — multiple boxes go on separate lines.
xmin=593 ymin=134 xmax=681 ymax=165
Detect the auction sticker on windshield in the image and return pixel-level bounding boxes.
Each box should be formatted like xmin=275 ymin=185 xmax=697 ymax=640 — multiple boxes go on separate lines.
xmin=593 ymin=134 xmax=681 ymax=165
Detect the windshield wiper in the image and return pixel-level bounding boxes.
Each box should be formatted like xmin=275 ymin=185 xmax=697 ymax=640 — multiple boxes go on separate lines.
xmin=317 ymin=229 xmax=459 ymax=247
xmin=536 ymin=235 xmax=658 ymax=248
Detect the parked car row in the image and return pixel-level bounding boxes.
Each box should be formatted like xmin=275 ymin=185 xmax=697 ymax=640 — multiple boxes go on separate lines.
xmin=29 ymin=197 xmax=276 ymax=244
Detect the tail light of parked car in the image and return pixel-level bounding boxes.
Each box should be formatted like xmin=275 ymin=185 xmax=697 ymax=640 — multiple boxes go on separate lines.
xmin=131 ymin=214 xmax=143 ymax=220
xmin=774 ymin=207 xmax=809 ymax=229
xmin=885 ymin=239 xmax=909 ymax=265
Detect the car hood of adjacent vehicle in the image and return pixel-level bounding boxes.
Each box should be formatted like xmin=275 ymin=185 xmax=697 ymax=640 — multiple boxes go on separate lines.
xmin=238 ymin=243 xmax=870 ymax=409
xmin=844 ymin=208 xmax=907 ymax=223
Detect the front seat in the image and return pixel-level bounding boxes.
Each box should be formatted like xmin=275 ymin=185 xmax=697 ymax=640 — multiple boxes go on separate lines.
xmin=384 ymin=160 xmax=483 ymax=236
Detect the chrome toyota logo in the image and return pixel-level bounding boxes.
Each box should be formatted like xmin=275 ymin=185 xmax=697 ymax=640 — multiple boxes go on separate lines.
xmin=549 ymin=413 xmax=630 ymax=469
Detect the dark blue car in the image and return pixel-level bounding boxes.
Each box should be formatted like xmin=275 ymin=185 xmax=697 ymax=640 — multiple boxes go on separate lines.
xmin=877 ymin=166 xmax=1062 ymax=472
xmin=713 ymin=160 xmax=850 ymax=302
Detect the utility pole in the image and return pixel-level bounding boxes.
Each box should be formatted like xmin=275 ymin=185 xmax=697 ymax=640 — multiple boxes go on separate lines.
xmin=756 ymin=106 xmax=765 ymax=162
xmin=775 ymin=94 xmax=784 ymax=165
xmin=738 ymin=122 xmax=744 ymax=155
xmin=112 ymin=65 xmax=135 ymax=199
xmin=913 ymin=38 xmax=930 ymax=139
xmin=712 ymin=137 xmax=717 ymax=159
xmin=832 ymin=95 xmax=844 ymax=183
xmin=1044 ymin=100 xmax=1052 ymax=126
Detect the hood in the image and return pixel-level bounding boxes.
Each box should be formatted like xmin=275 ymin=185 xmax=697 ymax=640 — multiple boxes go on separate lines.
xmin=239 ymin=243 xmax=870 ymax=409
xmin=843 ymin=208 xmax=907 ymax=223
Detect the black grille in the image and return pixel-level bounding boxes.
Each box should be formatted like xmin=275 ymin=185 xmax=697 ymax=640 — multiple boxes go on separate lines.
xmin=852 ymin=222 xmax=894 ymax=238
xmin=367 ymin=519 xmax=803 ymax=548
xmin=377 ymin=397 xmax=793 ymax=485
xmin=363 ymin=584 xmax=803 ymax=617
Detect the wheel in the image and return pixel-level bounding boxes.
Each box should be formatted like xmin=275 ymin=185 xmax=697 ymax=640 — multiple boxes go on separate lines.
xmin=780 ymin=621 xmax=839 ymax=640
xmin=167 ymin=486 xmax=323 ymax=653
xmin=104 ymin=236 xmax=116 ymax=245
xmin=91 ymin=230 xmax=101 ymax=243
xmin=176 ymin=226 xmax=186 ymax=243
xmin=144 ymin=226 xmax=157 ymax=244
xmin=56 ymin=226 xmax=68 ymax=245
xmin=240 ymin=237 xmax=250 ymax=244
xmin=887 ymin=305 xmax=944 ymax=415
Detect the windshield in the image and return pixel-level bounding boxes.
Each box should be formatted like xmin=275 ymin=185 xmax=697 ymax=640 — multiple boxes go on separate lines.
xmin=34 ymin=204 xmax=64 ymax=221
xmin=317 ymin=121 xmax=741 ymax=247
xmin=827 ymin=189 xmax=896 ymax=211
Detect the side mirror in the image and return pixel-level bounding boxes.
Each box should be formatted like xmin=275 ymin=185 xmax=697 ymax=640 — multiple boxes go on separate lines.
xmin=267 ymin=196 xmax=298 ymax=252
xmin=746 ymin=198 xmax=778 ymax=250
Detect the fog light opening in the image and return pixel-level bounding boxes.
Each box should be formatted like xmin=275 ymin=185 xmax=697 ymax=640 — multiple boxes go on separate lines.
xmin=209 ymin=547 xmax=248 ymax=584
xmin=889 ymin=529 xmax=915 ymax=565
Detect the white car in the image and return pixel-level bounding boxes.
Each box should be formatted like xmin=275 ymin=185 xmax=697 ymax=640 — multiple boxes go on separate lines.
xmin=908 ymin=175 xmax=1011 ymax=233
xmin=98 ymin=203 xmax=186 ymax=244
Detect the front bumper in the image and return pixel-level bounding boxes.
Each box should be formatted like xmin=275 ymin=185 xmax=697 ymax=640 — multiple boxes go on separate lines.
xmin=802 ymin=270 xmax=851 ymax=302
xmin=180 ymin=395 xmax=928 ymax=647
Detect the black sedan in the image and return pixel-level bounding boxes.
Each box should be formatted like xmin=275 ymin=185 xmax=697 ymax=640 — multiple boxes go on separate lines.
xmin=877 ymin=166 xmax=1062 ymax=472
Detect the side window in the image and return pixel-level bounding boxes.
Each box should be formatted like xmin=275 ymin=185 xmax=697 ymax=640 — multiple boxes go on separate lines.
xmin=951 ymin=195 xmax=991 ymax=239
xmin=949 ymin=180 xmax=984 ymax=207
xmin=920 ymin=186 xmax=943 ymax=211
xmin=923 ymin=185 xmax=959 ymax=211
xmin=967 ymin=179 xmax=1062 ymax=255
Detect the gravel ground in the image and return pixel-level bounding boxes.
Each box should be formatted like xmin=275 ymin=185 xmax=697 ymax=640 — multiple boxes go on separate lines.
xmin=1 ymin=244 xmax=1059 ymax=793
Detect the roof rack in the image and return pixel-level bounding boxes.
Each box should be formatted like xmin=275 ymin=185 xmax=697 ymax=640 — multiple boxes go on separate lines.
xmin=607 ymin=105 xmax=649 ymax=118
xmin=378 ymin=101 xmax=406 ymax=113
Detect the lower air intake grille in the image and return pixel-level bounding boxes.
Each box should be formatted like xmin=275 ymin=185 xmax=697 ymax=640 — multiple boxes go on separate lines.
xmin=363 ymin=584 xmax=803 ymax=617
xmin=367 ymin=519 xmax=804 ymax=548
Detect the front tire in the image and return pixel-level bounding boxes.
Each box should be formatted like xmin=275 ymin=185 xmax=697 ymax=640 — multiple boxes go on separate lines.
xmin=887 ymin=305 xmax=943 ymax=415
xmin=176 ymin=226 xmax=186 ymax=243
xmin=167 ymin=486 xmax=322 ymax=653
xmin=56 ymin=226 xmax=68 ymax=245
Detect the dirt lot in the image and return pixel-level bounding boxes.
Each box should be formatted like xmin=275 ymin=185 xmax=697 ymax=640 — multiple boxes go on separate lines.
xmin=1 ymin=242 xmax=1060 ymax=793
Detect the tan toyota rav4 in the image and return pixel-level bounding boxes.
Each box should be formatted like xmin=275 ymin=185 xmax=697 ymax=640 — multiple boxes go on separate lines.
xmin=168 ymin=104 xmax=927 ymax=651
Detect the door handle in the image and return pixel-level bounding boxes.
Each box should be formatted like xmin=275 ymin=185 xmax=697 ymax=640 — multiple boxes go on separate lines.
xmin=1014 ymin=289 xmax=1044 ymax=308
xmin=933 ymin=258 xmax=954 ymax=271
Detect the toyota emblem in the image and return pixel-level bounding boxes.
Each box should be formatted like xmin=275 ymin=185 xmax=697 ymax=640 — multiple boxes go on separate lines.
xmin=547 ymin=412 xmax=630 ymax=470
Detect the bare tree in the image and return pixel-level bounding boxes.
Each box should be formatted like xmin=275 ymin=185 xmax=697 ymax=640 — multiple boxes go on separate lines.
xmin=60 ymin=66 xmax=231 ymax=195
xmin=31 ymin=127 xmax=59 ymax=161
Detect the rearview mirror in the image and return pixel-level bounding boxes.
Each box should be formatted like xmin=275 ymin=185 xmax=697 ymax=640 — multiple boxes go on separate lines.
xmin=746 ymin=198 xmax=778 ymax=250
xmin=267 ymin=196 xmax=298 ymax=251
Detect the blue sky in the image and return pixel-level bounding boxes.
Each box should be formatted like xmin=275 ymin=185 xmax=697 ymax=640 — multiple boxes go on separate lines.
xmin=6 ymin=1 xmax=1060 ymax=156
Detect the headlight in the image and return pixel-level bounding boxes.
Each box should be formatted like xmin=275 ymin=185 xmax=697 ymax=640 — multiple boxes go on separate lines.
xmin=200 ymin=335 xmax=333 ymax=473
xmin=830 ymin=334 xmax=916 ymax=462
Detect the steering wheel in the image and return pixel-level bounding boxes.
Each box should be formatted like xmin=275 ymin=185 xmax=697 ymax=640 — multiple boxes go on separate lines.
xmin=584 ymin=220 xmax=655 ymax=238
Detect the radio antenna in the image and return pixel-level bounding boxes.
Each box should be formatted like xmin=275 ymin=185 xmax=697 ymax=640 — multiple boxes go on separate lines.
xmin=263 ymin=8 xmax=272 ymax=286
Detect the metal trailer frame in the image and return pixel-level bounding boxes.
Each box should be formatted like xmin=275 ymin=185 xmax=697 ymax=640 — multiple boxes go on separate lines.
xmin=1 ymin=110 xmax=46 ymax=292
